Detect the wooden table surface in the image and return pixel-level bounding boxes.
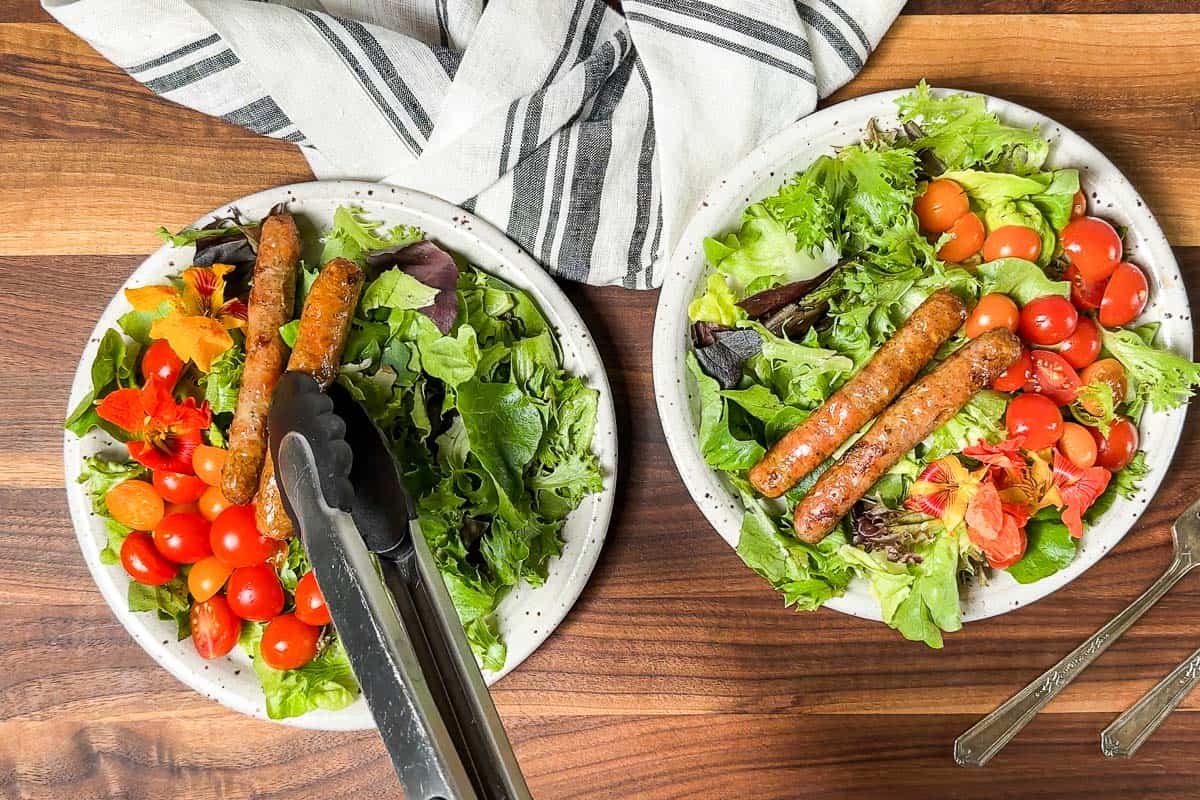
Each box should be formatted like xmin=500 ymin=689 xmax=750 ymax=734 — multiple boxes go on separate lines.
xmin=3 ymin=1 xmax=1200 ymax=797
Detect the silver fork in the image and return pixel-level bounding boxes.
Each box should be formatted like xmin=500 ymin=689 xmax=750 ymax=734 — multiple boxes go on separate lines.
xmin=954 ymin=495 xmax=1200 ymax=767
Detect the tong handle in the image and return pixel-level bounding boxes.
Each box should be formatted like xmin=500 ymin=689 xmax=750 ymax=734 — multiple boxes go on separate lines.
xmin=955 ymin=555 xmax=1194 ymax=767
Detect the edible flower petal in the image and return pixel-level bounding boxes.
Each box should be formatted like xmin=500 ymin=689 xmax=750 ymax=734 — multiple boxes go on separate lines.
xmin=906 ymin=455 xmax=986 ymax=534
xmin=96 ymin=377 xmax=211 ymax=474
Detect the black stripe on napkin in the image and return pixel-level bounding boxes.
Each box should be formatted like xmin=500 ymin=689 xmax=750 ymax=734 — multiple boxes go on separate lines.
xmin=144 ymin=48 xmax=240 ymax=94
xmin=636 ymin=0 xmax=813 ymax=63
xmin=222 ymin=96 xmax=292 ymax=136
xmin=792 ymin=1 xmax=863 ymax=73
xmin=816 ymin=0 xmax=871 ymax=52
xmin=127 ymin=33 xmax=220 ymax=74
xmin=625 ymin=12 xmax=815 ymax=83
xmin=334 ymin=16 xmax=434 ymax=138
xmin=624 ymin=57 xmax=657 ymax=290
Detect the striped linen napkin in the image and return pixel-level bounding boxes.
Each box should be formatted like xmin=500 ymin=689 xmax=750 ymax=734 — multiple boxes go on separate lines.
xmin=43 ymin=0 xmax=903 ymax=289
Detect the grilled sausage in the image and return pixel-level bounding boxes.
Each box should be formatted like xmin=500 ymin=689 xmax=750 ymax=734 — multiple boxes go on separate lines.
xmin=791 ymin=328 xmax=1022 ymax=544
xmin=221 ymin=213 xmax=301 ymax=505
xmin=256 ymin=258 xmax=365 ymax=539
xmin=749 ymin=290 xmax=967 ymax=498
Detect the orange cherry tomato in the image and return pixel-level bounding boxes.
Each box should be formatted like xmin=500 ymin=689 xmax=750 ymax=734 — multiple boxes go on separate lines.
xmin=1062 ymin=216 xmax=1122 ymax=283
xmin=294 ymin=572 xmax=332 ymax=627
xmin=105 ymin=480 xmax=165 ymax=531
xmin=187 ymin=556 xmax=233 ymax=602
xmin=914 ymin=179 xmax=969 ymax=234
xmin=1059 ymin=422 xmax=1098 ymax=469
xmin=198 ymin=484 xmax=234 ymax=522
xmin=966 ymin=293 xmax=1020 ymax=339
xmin=938 ymin=212 xmax=985 ymax=263
xmin=993 ymin=348 xmax=1033 ymax=393
xmin=1006 ymin=393 xmax=1064 ymax=450
xmin=191 ymin=445 xmax=228 ymax=487
xmin=1079 ymin=358 xmax=1128 ymax=411
xmin=1098 ymin=262 xmax=1149 ymax=328
xmin=261 ymin=614 xmax=321 ymax=671
xmin=1056 ymin=316 xmax=1101 ymax=370
xmin=982 ymin=225 xmax=1042 ymax=263
xmin=1092 ymin=417 xmax=1139 ymax=472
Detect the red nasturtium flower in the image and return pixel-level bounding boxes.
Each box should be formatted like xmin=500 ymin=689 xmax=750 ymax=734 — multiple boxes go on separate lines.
xmin=96 ymin=378 xmax=211 ymax=474
xmin=1050 ymin=450 xmax=1111 ymax=539
xmin=906 ymin=455 xmax=987 ymax=535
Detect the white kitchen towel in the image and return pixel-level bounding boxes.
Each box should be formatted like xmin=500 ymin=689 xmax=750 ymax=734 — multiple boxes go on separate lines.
xmin=43 ymin=0 xmax=904 ymax=288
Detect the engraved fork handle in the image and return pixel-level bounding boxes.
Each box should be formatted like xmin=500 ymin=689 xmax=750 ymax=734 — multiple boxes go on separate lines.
xmin=1101 ymin=643 xmax=1200 ymax=758
xmin=954 ymin=556 xmax=1195 ymax=767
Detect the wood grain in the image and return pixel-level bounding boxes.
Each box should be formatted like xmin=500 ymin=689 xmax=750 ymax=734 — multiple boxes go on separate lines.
xmin=5 ymin=3 xmax=1200 ymax=799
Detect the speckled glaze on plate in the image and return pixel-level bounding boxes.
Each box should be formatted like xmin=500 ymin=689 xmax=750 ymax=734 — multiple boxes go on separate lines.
xmin=653 ymin=88 xmax=1192 ymax=625
xmin=64 ymin=182 xmax=617 ymax=730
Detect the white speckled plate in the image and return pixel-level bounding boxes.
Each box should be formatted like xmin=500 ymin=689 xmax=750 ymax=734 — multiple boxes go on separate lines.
xmin=64 ymin=181 xmax=617 ymax=730
xmin=653 ymin=88 xmax=1192 ymax=626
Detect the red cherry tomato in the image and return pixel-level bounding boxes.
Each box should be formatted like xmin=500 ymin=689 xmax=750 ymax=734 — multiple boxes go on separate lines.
xmin=260 ymin=613 xmax=321 ymax=671
xmin=188 ymin=555 xmax=232 ymax=602
xmin=1071 ymin=190 xmax=1087 ymax=219
xmin=1067 ymin=263 xmax=1106 ymax=312
xmin=152 ymin=470 xmax=206 ymax=504
xmin=209 ymin=505 xmax=277 ymax=567
xmin=1098 ymin=262 xmax=1149 ymax=328
xmin=120 ymin=531 xmax=178 ymax=586
xmin=1056 ymin=316 xmax=1101 ymax=370
xmin=982 ymin=225 xmax=1042 ymax=263
xmin=294 ymin=571 xmax=332 ymax=627
xmin=1059 ymin=422 xmax=1099 ymax=469
xmin=914 ymin=179 xmax=969 ymax=234
xmin=1062 ymin=216 xmax=1122 ymax=283
xmin=938 ymin=212 xmax=985 ymax=264
xmin=1027 ymin=350 xmax=1083 ymax=406
xmin=152 ymin=512 xmax=213 ymax=564
xmin=226 ymin=564 xmax=285 ymax=622
xmin=1018 ymin=295 xmax=1079 ymax=346
xmin=966 ymin=293 xmax=1020 ymax=339
xmin=141 ymin=339 xmax=185 ymax=390
xmin=1092 ymin=417 xmax=1139 ymax=471
xmin=1006 ymin=393 xmax=1064 ymax=450
xmin=190 ymin=595 xmax=240 ymax=659
xmin=993 ymin=348 xmax=1033 ymax=393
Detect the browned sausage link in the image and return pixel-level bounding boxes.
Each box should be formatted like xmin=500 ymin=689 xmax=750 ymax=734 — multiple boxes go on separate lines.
xmin=256 ymin=258 xmax=365 ymax=539
xmin=749 ymin=290 xmax=967 ymax=498
xmin=791 ymin=328 xmax=1022 ymax=544
xmin=221 ymin=213 xmax=301 ymax=505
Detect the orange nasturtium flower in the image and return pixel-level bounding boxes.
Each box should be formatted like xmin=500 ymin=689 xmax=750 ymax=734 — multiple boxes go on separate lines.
xmin=125 ymin=264 xmax=247 ymax=371
xmin=96 ymin=377 xmax=212 ymax=474
xmin=905 ymin=455 xmax=987 ymax=535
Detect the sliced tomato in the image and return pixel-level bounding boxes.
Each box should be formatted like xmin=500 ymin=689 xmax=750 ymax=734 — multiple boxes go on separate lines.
xmin=1068 ymin=263 xmax=1106 ymax=311
xmin=1098 ymin=262 xmax=1149 ymax=328
xmin=1027 ymin=350 xmax=1082 ymax=405
xmin=191 ymin=595 xmax=240 ymax=659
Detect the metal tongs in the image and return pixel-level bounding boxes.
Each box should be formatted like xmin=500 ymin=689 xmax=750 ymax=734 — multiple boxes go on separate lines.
xmin=267 ymin=372 xmax=532 ymax=800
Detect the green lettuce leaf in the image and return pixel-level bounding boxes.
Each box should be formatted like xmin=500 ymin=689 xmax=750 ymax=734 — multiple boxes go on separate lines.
xmin=321 ymin=205 xmax=423 ymax=265
xmin=1101 ymin=326 xmax=1200 ymax=415
xmin=1086 ymin=451 xmax=1150 ymax=523
xmin=688 ymin=272 xmax=744 ymax=325
xmin=242 ymin=624 xmax=360 ymax=720
xmin=925 ymin=389 xmax=1008 ymax=460
xmin=200 ymin=344 xmax=244 ymax=415
xmin=456 ymin=380 xmax=544 ymax=510
xmin=65 ymin=328 xmax=142 ymax=438
xmin=977 ymin=258 xmax=1069 ymax=305
xmin=128 ymin=576 xmax=191 ymax=640
xmin=361 ymin=268 xmax=440 ymax=313
xmin=686 ymin=353 xmax=765 ymax=471
xmin=1008 ymin=509 xmax=1076 ymax=584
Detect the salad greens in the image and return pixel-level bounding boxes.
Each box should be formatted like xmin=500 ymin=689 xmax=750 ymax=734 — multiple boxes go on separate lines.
xmin=688 ymin=83 xmax=1196 ymax=648
xmin=69 ymin=205 xmax=603 ymax=718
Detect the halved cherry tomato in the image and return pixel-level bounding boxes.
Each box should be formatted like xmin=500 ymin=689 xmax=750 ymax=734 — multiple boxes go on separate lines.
xmin=982 ymin=225 xmax=1042 ymax=263
xmin=226 ymin=564 xmax=285 ymax=621
xmin=1067 ymin=263 xmax=1106 ymax=312
xmin=191 ymin=595 xmax=240 ymax=659
xmin=152 ymin=512 xmax=212 ymax=564
xmin=192 ymin=445 xmax=228 ymax=487
xmin=1092 ymin=417 xmax=1139 ymax=471
xmin=1071 ymin=190 xmax=1087 ymax=219
xmin=198 ymin=484 xmax=234 ymax=522
xmin=993 ymin=348 xmax=1033 ymax=393
xmin=261 ymin=613 xmax=321 ymax=670
xmin=1018 ymin=295 xmax=1079 ymax=346
xmin=1059 ymin=422 xmax=1098 ymax=469
xmin=1027 ymin=350 xmax=1082 ymax=406
xmin=984 ymin=524 xmax=1027 ymax=570
xmin=141 ymin=339 xmax=185 ymax=390
xmin=1062 ymin=216 xmax=1122 ymax=283
xmin=120 ymin=531 xmax=178 ymax=586
xmin=153 ymin=470 xmax=206 ymax=504
xmin=914 ymin=179 xmax=969 ymax=234
xmin=938 ymin=212 xmax=985 ymax=263
xmin=1079 ymin=358 xmax=1128 ymax=410
xmin=966 ymin=293 xmax=1019 ymax=339
xmin=294 ymin=572 xmax=331 ymax=627
xmin=210 ymin=504 xmax=276 ymax=567
xmin=187 ymin=556 xmax=232 ymax=602
xmin=105 ymin=479 xmax=165 ymax=531
xmin=1056 ymin=316 xmax=1101 ymax=369
xmin=1006 ymin=393 xmax=1064 ymax=450
xmin=1098 ymin=262 xmax=1149 ymax=328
